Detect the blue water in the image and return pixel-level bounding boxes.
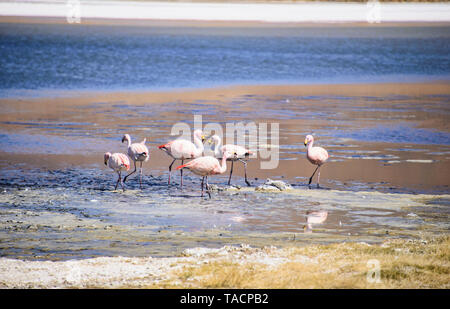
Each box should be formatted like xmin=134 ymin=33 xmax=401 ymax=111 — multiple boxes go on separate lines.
xmin=337 ymin=124 xmax=450 ymax=146
xmin=0 ymin=23 xmax=449 ymax=97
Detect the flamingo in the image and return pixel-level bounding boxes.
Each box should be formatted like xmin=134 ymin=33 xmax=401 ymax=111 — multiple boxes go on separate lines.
xmin=176 ymin=151 xmax=234 ymax=198
xmin=158 ymin=129 xmax=206 ymax=187
xmin=304 ymin=134 xmax=329 ymax=188
xmin=122 ymin=134 xmax=149 ymax=189
xmin=304 ymin=210 xmax=328 ymax=233
xmin=207 ymin=134 xmax=253 ymax=186
xmin=104 ymin=152 xmax=130 ymax=191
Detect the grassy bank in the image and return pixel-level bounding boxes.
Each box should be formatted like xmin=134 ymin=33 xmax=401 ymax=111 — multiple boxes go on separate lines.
xmin=159 ymin=236 xmax=449 ymax=289
xmin=1 ymin=236 xmax=448 ymax=288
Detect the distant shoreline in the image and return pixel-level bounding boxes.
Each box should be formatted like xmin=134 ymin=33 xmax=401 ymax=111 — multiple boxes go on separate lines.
xmin=0 ymin=1 xmax=449 ymax=23
xmin=2 ymin=16 xmax=450 ymax=28
xmin=1 ymin=79 xmax=449 ymax=101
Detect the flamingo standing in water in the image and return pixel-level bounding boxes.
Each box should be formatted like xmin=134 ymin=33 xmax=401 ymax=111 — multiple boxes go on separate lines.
xmin=122 ymin=134 xmax=149 ymax=189
xmin=176 ymin=151 xmax=234 ymax=198
xmin=158 ymin=129 xmax=206 ymax=187
xmin=207 ymin=134 xmax=252 ymax=186
xmin=104 ymin=152 xmax=130 ymax=191
xmin=304 ymin=134 xmax=329 ymax=188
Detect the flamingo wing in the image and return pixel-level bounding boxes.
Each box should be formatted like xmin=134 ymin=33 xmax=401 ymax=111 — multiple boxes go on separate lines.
xmin=222 ymin=144 xmax=251 ymax=159
xmin=129 ymin=143 xmax=149 ymax=161
xmin=177 ymin=156 xmax=219 ymax=176
xmin=170 ymin=139 xmax=198 ymax=159
xmin=109 ymin=153 xmax=130 ymax=171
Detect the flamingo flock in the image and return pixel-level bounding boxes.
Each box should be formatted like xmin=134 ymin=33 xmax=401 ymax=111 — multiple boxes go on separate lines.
xmin=104 ymin=132 xmax=330 ymax=195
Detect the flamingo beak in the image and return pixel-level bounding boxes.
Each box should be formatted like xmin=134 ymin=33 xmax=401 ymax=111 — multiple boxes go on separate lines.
xmin=121 ymin=137 xmax=126 ymax=143
xmin=201 ymin=135 xmax=206 ymax=143
xmin=104 ymin=159 xmax=107 ymax=166
xmin=304 ymin=139 xmax=308 ymax=146
xmin=204 ymin=134 xmax=213 ymax=144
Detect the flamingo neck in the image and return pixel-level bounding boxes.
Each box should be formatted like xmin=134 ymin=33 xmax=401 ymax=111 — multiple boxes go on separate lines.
xmin=126 ymin=137 xmax=131 ymax=148
xmin=213 ymin=137 xmax=222 ymax=157
xmin=193 ymin=134 xmax=204 ymax=154
xmin=307 ymin=140 xmax=314 ymax=151
xmin=219 ymin=155 xmax=228 ymax=173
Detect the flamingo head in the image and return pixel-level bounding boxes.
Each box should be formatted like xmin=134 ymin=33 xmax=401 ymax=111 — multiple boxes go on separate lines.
xmin=104 ymin=152 xmax=111 ymax=166
xmin=223 ymin=150 xmax=237 ymax=160
xmin=304 ymin=134 xmax=314 ymax=147
xmin=303 ymin=224 xmax=313 ymax=233
xmin=193 ymin=130 xmax=206 ymax=143
xmin=206 ymin=134 xmax=220 ymax=145
xmin=122 ymin=134 xmax=130 ymax=144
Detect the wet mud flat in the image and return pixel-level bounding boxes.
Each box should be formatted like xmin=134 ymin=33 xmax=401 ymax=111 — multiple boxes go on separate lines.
xmin=0 ymin=168 xmax=449 ymax=288
xmin=0 ymin=167 xmax=449 ymax=288
xmin=0 ymin=167 xmax=448 ymax=262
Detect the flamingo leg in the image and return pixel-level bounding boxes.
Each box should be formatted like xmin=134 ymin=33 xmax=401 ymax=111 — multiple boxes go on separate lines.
xmin=317 ymin=166 xmax=321 ymax=188
xmin=308 ymin=165 xmax=320 ymax=186
xmin=168 ymin=159 xmax=176 ymax=185
xmin=123 ymin=160 xmax=137 ymax=183
xmin=201 ymin=176 xmax=205 ymax=197
xmin=119 ymin=171 xmax=126 ymax=191
xmin=227 ymin=160 xmax=234 ymax=185
xmin=180 ymin=159 xmax=184 ymax=188
xmin=238 ymin=159 xmax=251 ymax=186
xmin=205 ymin=176 xmax=211 ymax=199
xmin=139 ymin=161 xmax=143 ymax=189
xmin=114 ymin=172 xmax=120 ymax=191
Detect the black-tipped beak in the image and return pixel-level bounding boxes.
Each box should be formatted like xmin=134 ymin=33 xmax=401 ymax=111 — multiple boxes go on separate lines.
xmin=104 ymin=161 xmax=107 ymax=166
xmin=121 ymin=137 xmax=125 ymax=143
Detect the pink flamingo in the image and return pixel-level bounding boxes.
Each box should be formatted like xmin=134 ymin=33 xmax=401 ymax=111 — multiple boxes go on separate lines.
xmin=104 ymin=152 xmax=131 ymax=191
xmin=176 ymin=151 xmax=234 ymax=198
xmin=208 ymin=134 xmax=253 ymax=186
xmin=304 ymin=210 xmax=328 ymax=233
xmin=122 ymin=134 xmax=149 ymax=189
xmin=304 ymin=134 xmax=329 ymax=187
xmin=158 ymin=129 xmax=206 ymax=187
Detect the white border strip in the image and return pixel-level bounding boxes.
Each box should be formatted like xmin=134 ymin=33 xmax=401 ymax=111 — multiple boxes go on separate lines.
xmin=0 ymin=1 xmax=449 ymax=22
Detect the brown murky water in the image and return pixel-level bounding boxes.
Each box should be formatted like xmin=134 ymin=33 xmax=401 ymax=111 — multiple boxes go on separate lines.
xmin=0 ymin=82 xmax=449 ymax=260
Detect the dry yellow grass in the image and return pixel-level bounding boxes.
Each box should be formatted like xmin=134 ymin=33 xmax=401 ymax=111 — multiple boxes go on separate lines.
xmin=169 ymin=236 xmax=450 ymax=289
xmin=7 ymin=235 xmax=444 ymax=288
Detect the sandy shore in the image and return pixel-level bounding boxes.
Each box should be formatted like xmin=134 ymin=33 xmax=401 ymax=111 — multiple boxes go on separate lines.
xmin=3 ymin=15 xmax=450 ymax=28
